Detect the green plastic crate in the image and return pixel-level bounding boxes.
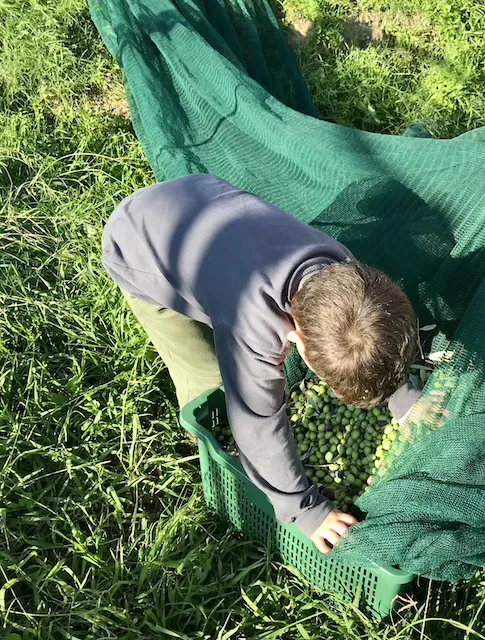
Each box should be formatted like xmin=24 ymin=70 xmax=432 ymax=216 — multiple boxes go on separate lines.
xmin=180 ymin=388 xmax=414 ymax=617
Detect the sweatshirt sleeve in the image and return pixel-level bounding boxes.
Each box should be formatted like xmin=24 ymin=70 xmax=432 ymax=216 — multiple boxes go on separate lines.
xmin=212 ymin=324 xmax=334 ymax=538
xmin=388 ymin=381 xmax=422 ymax=423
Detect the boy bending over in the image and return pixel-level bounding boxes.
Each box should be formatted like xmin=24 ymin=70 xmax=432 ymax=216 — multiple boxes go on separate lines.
xmin=102 ymin=175 xmax=419 ymax=553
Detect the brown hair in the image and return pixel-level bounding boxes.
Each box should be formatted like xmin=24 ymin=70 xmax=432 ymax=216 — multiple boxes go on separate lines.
xmin=291 ymin=263 xmax=417 ymax=407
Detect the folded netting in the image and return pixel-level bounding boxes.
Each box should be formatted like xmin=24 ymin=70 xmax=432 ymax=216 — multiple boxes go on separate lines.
xmin=89 ymin=0 xmax=485 ymax=581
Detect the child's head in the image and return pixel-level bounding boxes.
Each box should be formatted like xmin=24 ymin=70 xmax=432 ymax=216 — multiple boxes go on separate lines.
xmin=290 ymin=263 xmax=417 ymax=408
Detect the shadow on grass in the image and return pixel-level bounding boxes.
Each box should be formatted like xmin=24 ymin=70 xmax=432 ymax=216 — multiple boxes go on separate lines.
xmin=61 ymin=4 xmax=108 ymax=61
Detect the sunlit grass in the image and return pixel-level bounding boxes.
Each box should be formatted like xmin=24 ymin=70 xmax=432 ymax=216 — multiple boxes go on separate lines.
xmin=280 ymin=0 xmax=485 ymax=135
xmin=1 ymin=0 xmax=485 ymax=637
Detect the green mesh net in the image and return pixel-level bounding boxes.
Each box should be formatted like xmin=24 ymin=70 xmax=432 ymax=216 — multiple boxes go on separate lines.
xmin=89 ymin=0 xmax=485 ymax=581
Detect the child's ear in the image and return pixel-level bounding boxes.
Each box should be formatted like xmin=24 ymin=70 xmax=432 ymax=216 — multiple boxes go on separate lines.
xmin=287 ymin=328 xmax=306 ymax=359
xmin=288 ymin=320 xmax=304 ymax=344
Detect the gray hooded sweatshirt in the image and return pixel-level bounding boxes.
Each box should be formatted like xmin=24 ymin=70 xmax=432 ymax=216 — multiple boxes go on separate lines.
xmin=102 ymin=174 xmax=418 ymax=538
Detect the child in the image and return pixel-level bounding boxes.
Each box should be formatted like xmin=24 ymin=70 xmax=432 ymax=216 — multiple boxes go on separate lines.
xmin=102 ymin=174 xmax=420 ymax=553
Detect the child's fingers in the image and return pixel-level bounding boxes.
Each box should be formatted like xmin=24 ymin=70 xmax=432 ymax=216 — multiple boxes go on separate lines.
xmin=313 ymin=535 xmax=332 ymax=554
xmin=338 ymin=513 xmax=358 ymax=526
xmin=323 ymin=529 xmax=340 ymax=547
xmin=331 ymin=521 xmax=351 ymax=537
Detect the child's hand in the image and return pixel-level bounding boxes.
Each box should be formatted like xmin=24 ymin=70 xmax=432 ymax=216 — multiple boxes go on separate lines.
xmin=310 ymin=509 xmax=358 ymax=553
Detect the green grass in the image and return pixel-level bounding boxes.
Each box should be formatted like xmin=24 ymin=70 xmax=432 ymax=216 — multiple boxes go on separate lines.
xmin=1 ymin=0 xmax=485 ymax=637
xmin=280 ymin=0 xmax=485 ymax=135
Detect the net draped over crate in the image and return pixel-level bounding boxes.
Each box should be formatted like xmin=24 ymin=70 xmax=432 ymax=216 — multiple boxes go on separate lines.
xmin=90 ymin=0 xmax=485 ymax=581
